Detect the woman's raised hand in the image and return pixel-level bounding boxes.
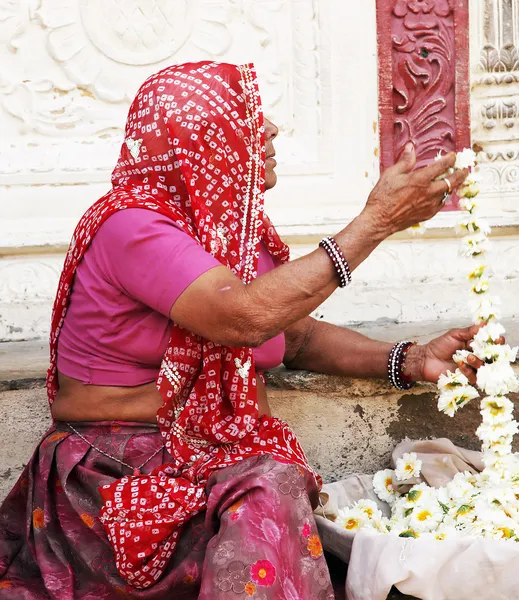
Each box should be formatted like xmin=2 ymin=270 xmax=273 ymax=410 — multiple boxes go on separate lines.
xmin=361 ymin=143 xmax=469 ymax=237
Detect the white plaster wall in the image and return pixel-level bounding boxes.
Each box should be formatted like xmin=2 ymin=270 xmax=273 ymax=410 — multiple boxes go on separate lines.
xmin=0 ymin=0 xmax=518 ymax=342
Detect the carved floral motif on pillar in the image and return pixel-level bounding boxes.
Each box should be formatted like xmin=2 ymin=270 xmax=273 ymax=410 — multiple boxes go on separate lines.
xmin=377 ymin=0 xmax=471 ymax=188
xmin=472 ymin=0 xmax=519 ymax=195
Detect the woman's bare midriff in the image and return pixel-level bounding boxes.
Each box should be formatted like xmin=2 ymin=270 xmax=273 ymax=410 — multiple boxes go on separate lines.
xmin=51 ymin=371 xmax=272 ymax=423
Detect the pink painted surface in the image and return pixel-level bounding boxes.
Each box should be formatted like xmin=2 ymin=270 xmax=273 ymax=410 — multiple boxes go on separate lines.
xmin=377 ymin=0 xmax=470 ymax=210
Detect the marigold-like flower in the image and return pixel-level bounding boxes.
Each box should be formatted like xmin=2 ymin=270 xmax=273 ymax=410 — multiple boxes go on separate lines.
xmin=307 ymin=534 xmax=323 ymax=558
xmin=32 ymin=508 xmax=44 ymax=529
xmin=250 ymin=560 xmax=276 ymax=587
xmin=244 ymin=582 xmax=257 ymax=596
xmin=80 ymin=513 xmax=95 ymax=528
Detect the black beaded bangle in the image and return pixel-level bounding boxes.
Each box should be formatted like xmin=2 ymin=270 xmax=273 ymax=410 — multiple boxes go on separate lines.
xmin=319 ymin=236 xmax=352 ymax=288
xmin=388 ymin=341 xmax=416 ymax=390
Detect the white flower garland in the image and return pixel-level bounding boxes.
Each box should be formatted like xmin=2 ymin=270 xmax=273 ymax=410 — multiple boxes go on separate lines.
xmin=336 ymin=150 xmax=519 ymax=541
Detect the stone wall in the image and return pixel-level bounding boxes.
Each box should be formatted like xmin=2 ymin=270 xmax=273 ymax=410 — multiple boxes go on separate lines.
xmin=1 ymin=1 xmax=519 ymax=341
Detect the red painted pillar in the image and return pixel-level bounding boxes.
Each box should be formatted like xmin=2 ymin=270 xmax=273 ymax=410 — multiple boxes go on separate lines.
xmin=377 ymin=0 xmax=470 ymax=208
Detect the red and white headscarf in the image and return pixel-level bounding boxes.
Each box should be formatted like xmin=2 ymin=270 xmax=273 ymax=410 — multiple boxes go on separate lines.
xmin=47 ymin=62 xmax=315 ymax=588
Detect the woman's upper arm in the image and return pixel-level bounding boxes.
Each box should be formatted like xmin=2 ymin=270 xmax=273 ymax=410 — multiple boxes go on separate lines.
xmin=96 ymin=209 xmax=257 ymax=346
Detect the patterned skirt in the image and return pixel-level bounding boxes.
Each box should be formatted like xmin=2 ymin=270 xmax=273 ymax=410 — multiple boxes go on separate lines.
xmin=0 ymin=421 xmax=337 ymax=599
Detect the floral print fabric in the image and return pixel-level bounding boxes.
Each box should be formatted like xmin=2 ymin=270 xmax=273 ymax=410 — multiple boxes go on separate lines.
xmin=200 ymin=454 xmax=334 ymax=599
xmin=0 ymin=424 xmax=334 ymax=599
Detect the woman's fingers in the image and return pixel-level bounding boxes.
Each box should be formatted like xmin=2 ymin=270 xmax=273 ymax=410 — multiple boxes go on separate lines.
xmin=428 ymin=168 xmax=470 ymax=198
xmin=459 ymin=362 xmax=477 ymax=384
xmin=467 ymin=353 xmax=484 ymax=370
xmin=418 ymin=152 xmax=456 ymax=180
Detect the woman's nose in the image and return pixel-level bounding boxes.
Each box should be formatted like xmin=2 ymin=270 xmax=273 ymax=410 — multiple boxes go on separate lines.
xmin=265 ymin=118 xmax=279 ymax=141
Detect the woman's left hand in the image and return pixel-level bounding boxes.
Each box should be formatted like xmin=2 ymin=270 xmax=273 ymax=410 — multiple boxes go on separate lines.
xmin=408 ymin=325 xmax=505 ymax=384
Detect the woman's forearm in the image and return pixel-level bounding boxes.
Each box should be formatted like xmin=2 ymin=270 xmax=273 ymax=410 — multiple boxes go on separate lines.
xmin=238 ymin=214 xmax=386 ymax=344
xmin=284 ymin=318 xmax=394 ymax=379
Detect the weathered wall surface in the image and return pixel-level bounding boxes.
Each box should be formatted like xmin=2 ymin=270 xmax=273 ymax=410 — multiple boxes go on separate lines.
xmin=1 ymin=1 xmax=518 ymax=341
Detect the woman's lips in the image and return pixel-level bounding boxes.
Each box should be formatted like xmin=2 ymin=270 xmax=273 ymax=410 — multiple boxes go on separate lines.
xmin=266 ymin=157 xmax=277 ymax=167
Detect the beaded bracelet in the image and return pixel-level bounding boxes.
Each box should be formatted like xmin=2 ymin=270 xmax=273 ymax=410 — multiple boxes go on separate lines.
xmin=388 ymin=341 xmax=416 ymax=390
xmin=319 ymin=236 xmax=352 ymax=288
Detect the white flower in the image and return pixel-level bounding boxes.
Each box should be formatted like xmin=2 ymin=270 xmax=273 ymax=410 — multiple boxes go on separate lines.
xmin=459 ymin=197 xmax=479 ymax=213
xmin=438 ymin=386 xmax=480 ymax=417
xmin=453 ymin=350 xmax=471 ymax=366
xmin=477 ymin=362 xmax=519 ymax=396
xmin=487 ymin=344 xmax=518 ymax=363
xmin=438 ymin=369 xmax=469 ymax=391
xmin=408 ymin=222 xmax=426 ymax=236
xmin=431 ymin=525 xmax=461 ymax=540
xmin=484 ymin=438 xmax=513 ymax=456
xmin=464 ymin=171 xmax=482 ymax=187
xmin=459 ymin=233 xmax=490 ymax=257
xmin=471 ymin=279 xmax=489 ymax=295
xmin=409 ymin=500 xmax=444 ymax=532
xmin=470 ymin=323 xmax=507 ymax=360
xmin=442 ymin=472 xmax=477 ymax=505
xmin=468 ymin=265 xmax=487 ymax=280
xmin=477 ymin=421 xmax=519 ymax=444
xmin=458 ymin=181 xmax=481 ymax=199
xmin=470 ymin=296 xmax=502 ymax=324
xmin=472 ymin=343 xmax=517 ymax=364
xmin=372 ymin=469 xmax=400 ymax=504
xmin=352 ymin=499 xmax=383 ymax=522
xmin=456 ymin=216 xmax=490 ymax=236
xmin=475 ymin=322 xmax=506 ymax=344
xmin=405 ymin=483 xmax=435 ymax=507
xmin=455 ymin=148 xmax=478 ymax=170
xmin=395 ymin=452 xmax=423 ymax=481
xmin=481 ymin=396 xmax=515 ymax=425
xmin=335 ymin=507 xmax=368 ymax=532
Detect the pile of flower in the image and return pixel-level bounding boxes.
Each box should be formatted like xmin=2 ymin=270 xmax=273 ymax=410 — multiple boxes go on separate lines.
xmin=336 ymin=149 xmax=519 ymax=541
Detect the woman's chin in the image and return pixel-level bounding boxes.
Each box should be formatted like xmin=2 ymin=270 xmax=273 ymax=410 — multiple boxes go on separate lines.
xmin=265 ymin=171 xmax=278 ymax=190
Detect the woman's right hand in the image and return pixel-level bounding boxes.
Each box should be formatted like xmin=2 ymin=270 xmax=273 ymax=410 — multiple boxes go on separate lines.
xmin=361 ymin=143 xmax=469 ymax=237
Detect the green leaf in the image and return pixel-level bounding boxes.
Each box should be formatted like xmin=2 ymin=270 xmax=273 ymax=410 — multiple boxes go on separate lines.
xmin=399 ymin=529 xmax=419 ymax=539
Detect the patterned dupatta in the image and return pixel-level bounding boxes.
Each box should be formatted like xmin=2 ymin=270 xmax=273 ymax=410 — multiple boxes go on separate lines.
xmin=46 ymin=62 xmax=315 ymax=588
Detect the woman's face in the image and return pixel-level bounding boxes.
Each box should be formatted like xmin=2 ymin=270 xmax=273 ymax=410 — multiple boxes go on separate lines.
xmin=264 ymin=118 xmax=279 ymax=190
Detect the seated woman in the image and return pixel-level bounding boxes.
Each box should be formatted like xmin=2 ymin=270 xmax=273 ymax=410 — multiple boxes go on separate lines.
xmin=0 ymin=62 xmax=474 ymax=599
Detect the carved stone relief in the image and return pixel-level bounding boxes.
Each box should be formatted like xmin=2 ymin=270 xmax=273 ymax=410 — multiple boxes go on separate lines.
xmin=0 ymin=0 xmax=331 ymax=185
xmin=472 ymin=0 xmax=519 ymax=193
xmin=377 ymin=0 xmax=471 ymax=178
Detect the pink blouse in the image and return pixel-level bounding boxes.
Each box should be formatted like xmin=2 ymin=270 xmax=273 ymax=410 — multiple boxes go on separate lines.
xmin=57 ymin=209 xmax=286 ymax=386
